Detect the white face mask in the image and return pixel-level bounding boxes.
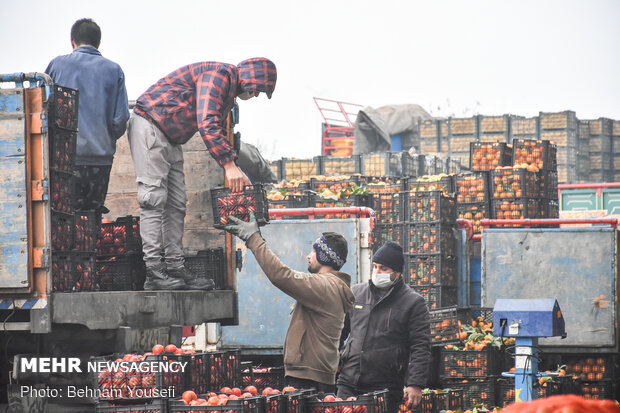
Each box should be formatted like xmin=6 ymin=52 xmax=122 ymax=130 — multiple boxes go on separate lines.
xmin=372 ymin=271 xmax=395 ymax=289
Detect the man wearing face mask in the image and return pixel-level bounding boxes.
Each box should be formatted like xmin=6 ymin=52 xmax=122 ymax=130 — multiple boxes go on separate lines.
xmin=337 ymin=241 xmax=431 ymax=413
xmin=223 ymin=214 xmax=355 ymax=393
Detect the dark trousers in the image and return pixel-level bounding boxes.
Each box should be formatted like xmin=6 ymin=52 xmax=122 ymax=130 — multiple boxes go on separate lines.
xmin=337 ymin=383 xmax=403 ymax=413
xmin=73 ymin=165 xmax=112 ymax=212
xmin=285 ymin=375 xmax=335 ymax=396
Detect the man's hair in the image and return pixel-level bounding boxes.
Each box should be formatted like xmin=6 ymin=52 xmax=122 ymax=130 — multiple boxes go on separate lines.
xmin=322 ymin=232 xmax=348 ymax=265
xmin=71 ymin=18 xmax=101 ymax=48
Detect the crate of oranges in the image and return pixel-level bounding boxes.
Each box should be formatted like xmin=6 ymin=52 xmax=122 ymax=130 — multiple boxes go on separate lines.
xmin=404 ymin=254 xmax=457 ymax=287
xmin=405 ymin=191 xmax=456 ymax=224
xmin=456 ymin=172 xmax=490 ymax=204
xmin=492 ymin=198 xmax=540 ymax=223
xmin=457 ymin=203 xmax=489 ymax=234
xmin=513 ymin=139 xmax=557 ymax=171
xmin=491 ymin=166 xmax=539 ymax=199
xmin=470 ymin=142 xmax=513 ymax=171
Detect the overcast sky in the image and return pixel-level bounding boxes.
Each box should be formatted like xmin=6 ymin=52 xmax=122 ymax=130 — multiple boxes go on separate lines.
xmin=1 ymin=0 xmax=619 ymax=160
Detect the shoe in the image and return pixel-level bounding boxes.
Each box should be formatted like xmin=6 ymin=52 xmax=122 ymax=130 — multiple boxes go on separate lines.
xmin=167 ymin=266 xmax=215 ymax=291
xmin=144 ymin=263 xmax=187 ymax=290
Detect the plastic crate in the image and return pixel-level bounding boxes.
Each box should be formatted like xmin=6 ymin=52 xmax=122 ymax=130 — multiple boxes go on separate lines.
xmin=403 ymin=223 xmax=457 ymax=257
xmin=184 ymin=249 xmax=227 ymax=290
xmin=440 ymin=348 xmax=505 ymax=379
xmin=169 ymin=395 xmax=264 ymax=413
xmin=470 ymin=142 xmax=512 ymax=171
xmin=306 ymin=390 xmax=388 ymax=413
xmin=362 ymin=152 xmax=417 ymax=177
xmin=371 ymin=192 xmax=405 ymax=225
xmin=265 ymin=393 xmax=284 ymax=413
xmin=430 ymin=389 xmax=463 ymax=412
xmin=50 ymin=84 xmax=79 ymax=131
xmin=442 ymin=379 xmax=497 ymax=410
xmin=539 ymin=199 xmax=559 ymax=220
xmin=580 ymin=380 xmax=616 ymax=400
xmin=491 ymin=168 xmax=539 ymax=199
xmin=52 ymin=253 xmax=76 ymax=292
xmin=318 ymin=155 xmax=362 ymax=176
xmin=74 ymin=251 xmax=97 ymax=291
xmin=311 ymin=194 xmax=372 ymax=219
xmin=74 ymin=210 xmax=100 ymax=252
xmin=405 ymin=191 xmax=456 ymax=224
xmin=51 ymin=211 xmax=75 ymax=252
xmin=457 ymin=203 xmax=489 ymax=234
xmin=186 ymin=350 xmax=240 ymax=394
xmin=410 ymin=176 xmax=455 ymax=196
xmin=49 ymin=128 xmax=76 ymax=172
xmin=92 ymin=353 xmax=188 ymax=401
xmin=562 ymin=355 xmax=617 ymax=381
xmin=268 ymin=193 xmax=312 ymax=215
xmin=429 ymin=307 xmax=493 ymax=346
xmin=456 ymin=172 xmax=490 ymax=204
xmin=96 ymin=253 xmax=146 ymax=291
xmin=50 ymin=168 xmax=75 ymax=214
xmin=409 ymin=392 xmax=434 ymax=413
xmin=99 ymin=216 xmax=141 ymax=255
xmin=513 ymin=139 xmax=557 ymax=171
xmin=242 ymin=366 xmax=285 ymax=391
xmin=404 ymin=254 xmax=457 ymax=287
xmin=281 ymin=158 xmax=320 ymax=181
xmin=211 ymin=185 xmax=269 ymax=229
xmin=96 ymin=399 xmax=167 ymax=413
xmin=537 ymin=171 xmax=559 ymax=199
xmin=284 ymin=390 xmax=315 ymax=413
xmin=372 ymin=224 xmax=404 ymax=253
xmin=411 ymin=284 xmax=457 ymax=310
xmin=492 ymin=198 xmax=540 ymax=222
xmin=497 ymin=377 xmax=568 ymax=408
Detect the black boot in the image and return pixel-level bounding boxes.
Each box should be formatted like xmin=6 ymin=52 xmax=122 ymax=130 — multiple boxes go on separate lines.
xmin=167 ymin=266 xmax=215 ymax=291
xmin=144 ymin=263 xmax=187 ymax=290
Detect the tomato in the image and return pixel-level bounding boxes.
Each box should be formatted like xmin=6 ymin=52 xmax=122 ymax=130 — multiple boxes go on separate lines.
xmin=262 ymin=387 xmax=273 ymax=396
xmin=152 ymin=344 xmax=164 ymax=355
xmin=231 ymin=387 xmax=242 ymax=396
xmin=207 ymin=396 xmax=220 ymax=405
xmin=282 ymin=386 xmax=296 ymax=394
xmin=182 ymin=390 xmax=197 ymax=405
xmin=324 ymin=395 xmax=336 ymax=402
xmin=245 ymin=385 xmax=258 ymax=395
xmin=221 ymin=387 xmax=232 ymax=394
xmin=164 ymin=344 xmax=178 ymax=353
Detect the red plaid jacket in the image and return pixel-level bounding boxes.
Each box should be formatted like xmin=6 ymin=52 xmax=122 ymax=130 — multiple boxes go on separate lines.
xmin=135 ymin=58 xmax=276 ymax=167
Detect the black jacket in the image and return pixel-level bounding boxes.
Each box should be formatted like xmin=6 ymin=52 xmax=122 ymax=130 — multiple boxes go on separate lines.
xmin=337 ymin=277 xmax=431 ymax=391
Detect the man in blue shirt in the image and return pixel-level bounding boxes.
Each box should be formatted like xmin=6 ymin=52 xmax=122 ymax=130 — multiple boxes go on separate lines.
xmin=46 ymin=18 xmax=129 ymax=213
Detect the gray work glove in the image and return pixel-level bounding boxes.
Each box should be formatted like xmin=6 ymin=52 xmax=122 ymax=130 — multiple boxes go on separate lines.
xmin=224 ymin=212 xmax=260 ymax=241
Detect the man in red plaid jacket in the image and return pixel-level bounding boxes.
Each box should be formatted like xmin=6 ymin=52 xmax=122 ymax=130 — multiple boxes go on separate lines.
xmin=128 ymin=58 xmax=277 ymax=290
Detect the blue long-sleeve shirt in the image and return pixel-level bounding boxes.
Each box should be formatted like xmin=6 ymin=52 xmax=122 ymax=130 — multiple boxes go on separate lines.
xmin=46 ymin=45 xmax=129 ymax=166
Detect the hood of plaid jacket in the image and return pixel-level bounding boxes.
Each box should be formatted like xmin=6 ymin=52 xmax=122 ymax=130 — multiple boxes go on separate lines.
xmin=237 ymin=57 xmax=277 ymax=99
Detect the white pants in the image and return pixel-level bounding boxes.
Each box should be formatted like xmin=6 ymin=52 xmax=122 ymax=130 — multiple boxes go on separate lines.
xmin=127 ymin=112 xmax=186 ymax=268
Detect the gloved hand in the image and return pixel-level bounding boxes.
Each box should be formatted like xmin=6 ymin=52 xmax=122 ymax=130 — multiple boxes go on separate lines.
xmin=224 ymin=212 xmax=260 ymax=241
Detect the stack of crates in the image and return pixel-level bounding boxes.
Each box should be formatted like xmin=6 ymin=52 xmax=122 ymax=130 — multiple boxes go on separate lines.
xmin=447 ymin=117 xmax=479 ymax=168
xmin=96 ymin=216 xmax=145 ymax=291
xmin=403 ymin=189 xmax=458 ymax=310
xmin=48 ymin=85 xmax=81 ymax=292
xmin=577 ymin=120 xmax=591 ymax=182
xmin=539 ymin=111 xmax=578 ymax=183
xmin=587 ymin=118 xmax=613 ymax=182
xmin=614 ymin=120 xmax=620 ymax=182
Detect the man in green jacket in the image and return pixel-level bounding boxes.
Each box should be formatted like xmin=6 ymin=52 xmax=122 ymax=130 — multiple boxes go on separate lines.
xmin=225 ymin=214 xmax=355 ymax=393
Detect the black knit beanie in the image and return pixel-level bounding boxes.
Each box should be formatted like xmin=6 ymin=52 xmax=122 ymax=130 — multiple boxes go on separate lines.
xmin=372 ymin=241 xmax=404 ymax=273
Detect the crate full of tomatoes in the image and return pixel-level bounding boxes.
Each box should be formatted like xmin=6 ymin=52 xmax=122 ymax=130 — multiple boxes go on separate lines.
xmin=306 ymin=391 xmax=388 ymax=413
xmin=491 ymin=166 xmax=539 ymax=199
xmin=470 ymin=142 xmax=513 ymax=171
xmin=50 ymin=168 xmax=75 ymax=213
xmin=404 ymin=254 xmax=457 ymax=287
xmin=404 ymin=191 xmax=456 ymax=225
xmin=51 ymin=211 xmax=75 ymax=252
xmin=49 ymin=128 xmax=77 ymax=172
xmin=50 ymin=84 xmax=79 ymax=131
xmin=99 ymin=216 xmax=141 ymax=255
xmin=455 ymin=172 xmax=490 ymax=204
xmin=96 ymin=253 xmax=145 ymax=291
xmin=75 ymin=210 xmax=101 ymax=252
xmin=512 ymin=139 xmax=557 ymax=171
xmin=211 ymin=185 xmax=269 ymax=229
xmin=92 ymin=344 xmax=193 ymax=401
